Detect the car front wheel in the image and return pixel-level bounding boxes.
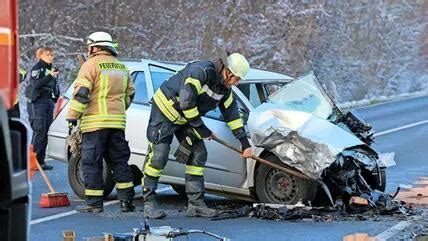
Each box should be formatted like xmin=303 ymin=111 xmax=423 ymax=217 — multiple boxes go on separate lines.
xmin=255 ymin=154 xmax=318 ymax=204
xmin=68 ymin=154 xmax=115 ymax=199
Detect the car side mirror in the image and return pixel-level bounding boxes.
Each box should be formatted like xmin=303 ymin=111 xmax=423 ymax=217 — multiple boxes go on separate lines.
xmin=239 ymin=108 xmax=249 ymax=125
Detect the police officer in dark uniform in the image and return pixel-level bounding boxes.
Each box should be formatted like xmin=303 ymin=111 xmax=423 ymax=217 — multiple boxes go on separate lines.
xmin=25 ymin=47 xmax=59 ymax=170
xmin=142 ymin=52 xmax=252 ymax=219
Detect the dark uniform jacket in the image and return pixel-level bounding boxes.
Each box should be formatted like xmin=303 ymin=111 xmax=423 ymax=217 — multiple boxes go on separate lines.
xmin=153 ymin=60 xmax=250 ymax=150
xmin=25 ymin=60 xmax=59 ymax=102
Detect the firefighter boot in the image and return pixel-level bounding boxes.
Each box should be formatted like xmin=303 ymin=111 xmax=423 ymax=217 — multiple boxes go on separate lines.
xmin=143 ymin=190 xmax=166 ymax=219
xmin=187 ymin=192 xmax=218 ymax=218
xmin=120 ymin=200 xmax=135 ymax=212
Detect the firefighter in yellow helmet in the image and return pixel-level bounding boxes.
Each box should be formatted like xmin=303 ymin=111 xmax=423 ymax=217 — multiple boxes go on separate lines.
xmin=67 ymin=31 xmax=136 ymax=213
xmin=142 ymin=52 xmax=252 ymax=219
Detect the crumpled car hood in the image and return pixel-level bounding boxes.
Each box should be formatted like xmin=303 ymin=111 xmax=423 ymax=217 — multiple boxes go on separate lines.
xmin=248 ymin=102 xmax=365 ymax=179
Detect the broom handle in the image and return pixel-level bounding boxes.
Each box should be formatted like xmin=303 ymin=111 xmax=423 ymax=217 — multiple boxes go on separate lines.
xmin=211 ymin=135 xmax=311 ymax=181
xmin=35 ymin=161 xmax=56 ymax=193
xmin=211 ymin=135 xmax=336 ymax=207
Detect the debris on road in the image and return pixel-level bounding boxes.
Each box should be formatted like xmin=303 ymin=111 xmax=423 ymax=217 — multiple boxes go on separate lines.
xmin=396 ymin=177 xmax=428 ymax=208
xmin=212 ymin=196 xmax=418 ymax=223
xmin=63 ymin=230 xmax=76 ymax=241
xmin=349 ymin=196 xmax=369 ymax=206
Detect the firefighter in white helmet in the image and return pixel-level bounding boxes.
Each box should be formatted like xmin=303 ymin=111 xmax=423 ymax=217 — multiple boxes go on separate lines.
xmin=142 ymin=52 xmax=252 ymax=219
xmin=67 ymin=31 xmax=136 ymax=213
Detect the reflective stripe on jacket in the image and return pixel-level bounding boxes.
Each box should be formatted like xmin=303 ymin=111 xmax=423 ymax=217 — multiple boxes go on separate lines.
xmin=153 ymin=60 xmax=247 ymax=141
xmin=67 ymin=51 xmax=135 ymax=133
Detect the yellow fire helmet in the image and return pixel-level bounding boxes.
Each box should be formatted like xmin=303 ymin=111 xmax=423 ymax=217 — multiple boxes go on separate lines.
xmin=227 ymin=53 xmax=250 ymax=80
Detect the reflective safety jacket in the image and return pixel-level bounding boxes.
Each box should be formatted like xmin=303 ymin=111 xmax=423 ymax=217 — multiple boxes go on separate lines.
xmin=153 ymin=60 xmax=250 ymax=149
xmin=67 ymin=51 xmax=135 ymax=133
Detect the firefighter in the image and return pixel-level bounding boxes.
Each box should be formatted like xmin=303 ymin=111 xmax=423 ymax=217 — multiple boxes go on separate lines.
xmin=25 ymin=47 xmax=60 ymax=170
xmin=67 ymin=31 xmax=136 ymax=213
xmin=142 ymin=52 xmax=252 ymax=219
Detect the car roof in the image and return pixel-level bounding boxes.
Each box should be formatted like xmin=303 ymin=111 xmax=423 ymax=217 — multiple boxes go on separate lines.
xmin=121 ymin=58 xmax=294 ymax=83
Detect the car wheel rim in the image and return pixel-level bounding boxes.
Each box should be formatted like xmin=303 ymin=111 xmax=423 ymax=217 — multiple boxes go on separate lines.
xmin=265 ymin=169 xmax=298 ymax=203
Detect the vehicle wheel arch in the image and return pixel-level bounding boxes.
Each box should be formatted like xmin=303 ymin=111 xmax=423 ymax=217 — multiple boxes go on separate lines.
xmin=67 ymin=145 xmax=72 ymax=162
xmin=253 ymin=150 xmax=274 ymax=177
xmin=250 ymin=150 xmax=272 ymax=198
xmin=253 ymin=151 xmax=317 ymax=204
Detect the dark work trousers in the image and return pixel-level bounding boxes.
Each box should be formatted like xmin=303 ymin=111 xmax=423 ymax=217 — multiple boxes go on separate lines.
xmin=81 ymin=129 xmax=135 ymax=206
xmin=143 ymin=104 xmax=208 ymax=195
xmin=27 ymin=98 xmax=54 ymax=165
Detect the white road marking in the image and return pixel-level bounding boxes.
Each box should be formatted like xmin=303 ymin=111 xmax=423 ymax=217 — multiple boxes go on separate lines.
xmin=30 ymin=210 xmax=78 ymax=225
xmin=30 ymin=186 xmax=172 ymax=225
xmin=374 ymin=221 xmax=412 ymax=241
xmin=374 ymin=120 xmax=428 ymax=137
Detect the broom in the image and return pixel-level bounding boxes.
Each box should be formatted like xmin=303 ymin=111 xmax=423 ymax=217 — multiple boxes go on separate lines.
xmin=211 ymin=135 xmax=336 ymax=207
xmin=35 ymin=160 xmax=70 ymax=208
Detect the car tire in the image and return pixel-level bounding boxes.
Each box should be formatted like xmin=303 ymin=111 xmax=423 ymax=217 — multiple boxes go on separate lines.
xmin=171 ymin=184 xmax=186 ymax=196
xmin=255 ymin=153 xmax=318 ymax=204
xmin=68 ymin=154 xmax=115 ymax=199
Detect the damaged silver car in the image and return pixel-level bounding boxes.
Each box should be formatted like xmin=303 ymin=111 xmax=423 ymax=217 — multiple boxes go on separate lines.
xmin=248 ymin=72 xmax=395 ymax=205
xmin=49 ymin=59 xmax=394 ymax=206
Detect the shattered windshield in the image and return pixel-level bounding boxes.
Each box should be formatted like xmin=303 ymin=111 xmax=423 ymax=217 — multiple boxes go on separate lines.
xmin=268 ymin=72 xmax=335 ymax=119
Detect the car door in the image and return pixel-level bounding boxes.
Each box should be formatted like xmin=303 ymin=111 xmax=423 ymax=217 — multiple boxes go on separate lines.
xmin=125 ymin=69 xmax=153 ymax=166
xmin=147 ymin=64 xmax=247 ymax=188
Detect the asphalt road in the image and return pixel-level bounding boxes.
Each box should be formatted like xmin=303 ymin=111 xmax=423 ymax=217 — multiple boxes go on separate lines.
xmin=29 ymin=96 xmax=428 ymax=241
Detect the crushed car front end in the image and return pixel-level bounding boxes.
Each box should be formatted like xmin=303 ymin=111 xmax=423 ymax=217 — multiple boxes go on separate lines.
xmin=248 ymin=72 xmax=395 ymax=205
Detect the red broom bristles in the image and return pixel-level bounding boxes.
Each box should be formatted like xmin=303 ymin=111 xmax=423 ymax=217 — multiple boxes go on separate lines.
xmin=35 ymin=156 xmax=71 ymax=208
xmin=39 ymin=192 xmax=70 ymax=208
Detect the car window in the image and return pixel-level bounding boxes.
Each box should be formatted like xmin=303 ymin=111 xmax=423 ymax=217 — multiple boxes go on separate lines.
xmin=149 ymin=65 xmax=176 ymax=91
xmin=265 ymin=83 xmax=287 ymax=97
xmin=131 ymin=71 xmax=149 ymax=104
xmin=237 ymin=83 xmax=263 ymax=108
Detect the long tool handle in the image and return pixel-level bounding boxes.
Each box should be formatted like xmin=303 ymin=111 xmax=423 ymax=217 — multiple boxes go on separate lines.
xmin=212 ymin=135 xmax=310 ymax=180
xmin=35 ymin=160 xmax=56 ymax=193
xmin=211 ymin=135 xmax=335 ymax=207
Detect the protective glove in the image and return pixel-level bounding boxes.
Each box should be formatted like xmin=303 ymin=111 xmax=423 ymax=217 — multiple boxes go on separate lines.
xmin=174 ymin=128 xmax=198 ymax=164
xmin=67 ymin=119 xmax=78 ymax=127
xmin=66 ymin=119 xmax=78 ymax=135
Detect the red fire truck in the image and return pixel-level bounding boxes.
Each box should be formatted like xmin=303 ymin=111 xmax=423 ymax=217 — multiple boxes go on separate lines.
xmin=0 ymin=0 xmax=31 ymax=240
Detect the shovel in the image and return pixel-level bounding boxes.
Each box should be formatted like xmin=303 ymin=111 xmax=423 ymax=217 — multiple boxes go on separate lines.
xmin=211 ymin=135 xmax=335 ymax=207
